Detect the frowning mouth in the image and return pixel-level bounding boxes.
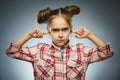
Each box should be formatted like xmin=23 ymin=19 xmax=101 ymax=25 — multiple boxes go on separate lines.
xmin=56 ymin=40 xmax=65 ymax=42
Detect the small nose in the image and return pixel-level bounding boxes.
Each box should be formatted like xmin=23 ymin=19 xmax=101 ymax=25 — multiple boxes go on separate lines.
xmin=58 ymin=31 xmax=63 ymax=38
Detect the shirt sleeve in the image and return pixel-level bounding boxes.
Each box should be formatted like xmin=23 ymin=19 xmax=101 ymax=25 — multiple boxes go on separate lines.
xmin=6 ymin=43 xmax=42 ymax=62
xmin=79 ymin=43 xmax=114 ymax=63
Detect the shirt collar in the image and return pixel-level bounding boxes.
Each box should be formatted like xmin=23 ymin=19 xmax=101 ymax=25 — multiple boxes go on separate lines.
xmin=50 ymin=40 xmax=72 ymax=50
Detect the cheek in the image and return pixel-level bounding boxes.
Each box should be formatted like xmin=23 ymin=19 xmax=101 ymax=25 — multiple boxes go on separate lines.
xmin=64 ymin=32 xmax=70 ymax=38
xmin=49 ymin=32 xmax=57 ymax=39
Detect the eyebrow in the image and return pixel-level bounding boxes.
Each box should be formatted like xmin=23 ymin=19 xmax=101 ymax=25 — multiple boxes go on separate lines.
xmin=51 ymin=28 xmax=59 ymax=31
xmin=62 ymin=27 xmax=69 ymax=30
xmin=51 ymin=27 xmax=69 ymax=30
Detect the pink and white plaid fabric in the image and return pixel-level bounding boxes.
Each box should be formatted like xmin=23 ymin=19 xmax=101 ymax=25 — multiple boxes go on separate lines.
xmin=6 ymin=41 xmax=113 ymax=80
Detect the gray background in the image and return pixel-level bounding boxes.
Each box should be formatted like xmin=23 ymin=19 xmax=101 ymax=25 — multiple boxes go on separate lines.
xmin=0 ymin=0 xmax=120 ymax=80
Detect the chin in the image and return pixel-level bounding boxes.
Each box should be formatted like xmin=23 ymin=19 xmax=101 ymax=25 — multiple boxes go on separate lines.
xmin=56 ymin=43 xmax=65 ymax=47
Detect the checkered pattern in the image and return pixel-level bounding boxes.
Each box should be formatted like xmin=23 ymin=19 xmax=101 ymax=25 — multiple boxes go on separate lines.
xmin=6 ymin=42 xmax=113 ymax=80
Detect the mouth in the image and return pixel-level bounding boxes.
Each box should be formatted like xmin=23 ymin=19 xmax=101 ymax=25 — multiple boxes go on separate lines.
xmin=56 ymin=40 xmax=65 ymax=42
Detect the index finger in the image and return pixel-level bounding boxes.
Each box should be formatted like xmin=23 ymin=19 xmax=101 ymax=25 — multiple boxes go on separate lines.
xmin=43 ymin=32 xmax=49 ymax=35
xmin=72 ymin=30 xmax=76 ymax=33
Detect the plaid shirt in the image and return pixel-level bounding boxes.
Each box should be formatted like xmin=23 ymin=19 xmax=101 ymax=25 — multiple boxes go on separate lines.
xmin=6 ymin=41 xmax=113 ymax=80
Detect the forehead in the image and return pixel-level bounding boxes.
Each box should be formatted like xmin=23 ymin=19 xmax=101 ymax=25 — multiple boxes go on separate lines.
xmin=49 ymin=17 xmax=69 ymax=29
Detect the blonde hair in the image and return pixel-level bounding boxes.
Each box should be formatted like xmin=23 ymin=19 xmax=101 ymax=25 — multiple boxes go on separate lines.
xmin=37 ymin=5 xmax=80 ymax=31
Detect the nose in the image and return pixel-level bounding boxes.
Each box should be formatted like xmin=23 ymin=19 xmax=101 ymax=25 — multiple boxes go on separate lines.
xmin=58 ymin=31 xmax=63 ymax=38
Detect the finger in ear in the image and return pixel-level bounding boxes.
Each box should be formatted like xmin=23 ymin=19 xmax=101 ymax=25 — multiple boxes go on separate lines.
xmin=72 ymin=30 xmax=76 ymax=33
xmin=43 ymin=32 xmax=49 ymax=35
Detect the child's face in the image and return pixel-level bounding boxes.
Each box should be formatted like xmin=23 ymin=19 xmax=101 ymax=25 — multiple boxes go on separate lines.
xmin=48 ymin=17 xmax=71 ymax=47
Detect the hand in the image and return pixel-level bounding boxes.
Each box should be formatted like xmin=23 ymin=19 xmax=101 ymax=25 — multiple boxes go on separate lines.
xmin=72 ymin=26 xmax=90 ymax=38
xmin=29 ymin=28 xmax=48 ymax=38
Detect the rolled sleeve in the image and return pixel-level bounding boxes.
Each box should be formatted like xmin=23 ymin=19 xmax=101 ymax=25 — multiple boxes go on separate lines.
xmin=84 ymin=43 xmax=114 ymax=63
xmin=6 ymin=43 xmax=21 ymax=54
xmin=6 ymin=43 xmax=39 ymax=62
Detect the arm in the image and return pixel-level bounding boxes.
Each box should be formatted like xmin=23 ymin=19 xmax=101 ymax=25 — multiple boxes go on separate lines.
xmin=73 ymin=26 xmax=106 ymax=47
xmin=14 ymin=28 xmax=48 ymax=46
xmin=73 ymin=26 xmax=113 ymax=62
xmin=6 ymin=28 xmax=48 ymax=62
xmin=86 ymin=32 xmax=106 ymax=47
xmin=14 ymin=33 xmax=32 ymax=46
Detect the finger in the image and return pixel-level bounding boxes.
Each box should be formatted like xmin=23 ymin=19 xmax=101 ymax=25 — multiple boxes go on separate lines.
xmin=43 ymin=31 xmax=49 ymax=35
xmin=37 ymin=31 xmax=48 ymax=38
xmin=80 ymin=27 xmax=84 ymax=32
xmin=74 ymin=34 xmax=83 ymax=38
xmin=37 ymin=34 xmax=43 ymax=38
xmin=36 ymin=32 xmax=43 ymax=38
xmin=72 ymin=30 xmax=76 ymax=33
xmin=77 ymin=30 xmax=82 ymax=35
xmin=34 ymin=29 xmax=40 ymax=34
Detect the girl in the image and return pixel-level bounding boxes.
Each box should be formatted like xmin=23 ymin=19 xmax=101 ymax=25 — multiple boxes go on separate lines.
xmin=6 ymin=5 xmax=113 ymax=80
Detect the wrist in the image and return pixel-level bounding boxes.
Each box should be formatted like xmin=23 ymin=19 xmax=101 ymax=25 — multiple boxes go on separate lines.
xmin=26 ymin=33 xmax=32 ymax=40
xmin=86 ymin=32 xmax=93 ymax=39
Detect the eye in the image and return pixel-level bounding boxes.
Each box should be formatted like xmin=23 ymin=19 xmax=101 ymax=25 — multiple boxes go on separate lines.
xmin=51 ymin=29 xmax=59 ymax=32
xmin=62 ymin=27 xmax=69 ymax=31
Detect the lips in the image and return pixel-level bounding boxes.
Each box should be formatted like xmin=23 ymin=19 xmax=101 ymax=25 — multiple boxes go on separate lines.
xmin=56 ymin=40 xmax=64 ymax=42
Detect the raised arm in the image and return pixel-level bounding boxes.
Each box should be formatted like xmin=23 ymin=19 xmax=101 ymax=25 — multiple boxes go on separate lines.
xmin=73 ymin=26 xmax=106 ymax=47
xmin=6 ymin=28 xmax=48 ymax=62
xmin=73 ymin=26 xmax=113 ymax=62
xmin=14 ymin=28 xmax=48 ymax=46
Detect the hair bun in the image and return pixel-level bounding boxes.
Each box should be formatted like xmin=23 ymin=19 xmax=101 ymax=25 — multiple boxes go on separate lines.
xmin=37 ymin=8 xmax=51 ymax=24
xmin=64 ymin=5 xmax=80 ymax=16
